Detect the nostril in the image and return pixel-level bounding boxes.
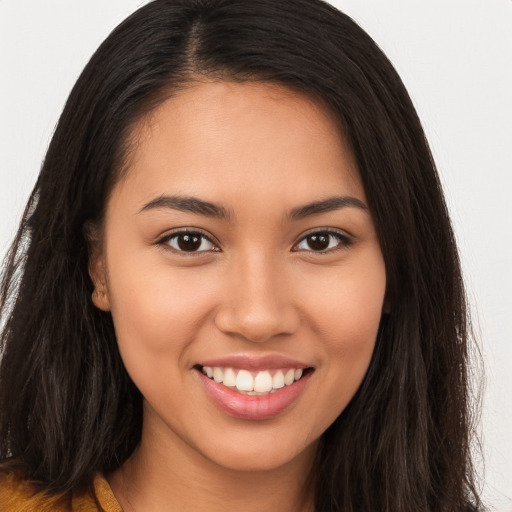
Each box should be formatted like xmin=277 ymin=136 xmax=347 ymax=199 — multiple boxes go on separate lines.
xmin=213 ymin=308 xmax=300 ymax=344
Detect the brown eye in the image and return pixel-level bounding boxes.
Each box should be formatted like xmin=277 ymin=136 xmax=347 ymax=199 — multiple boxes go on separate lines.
xmin=165 ymin=232 xmax=216 ymax=252
xmin=305 ymin=234 xmax=330 ymax=251
xmin=294 ymin=231 xmax=351 ymax=253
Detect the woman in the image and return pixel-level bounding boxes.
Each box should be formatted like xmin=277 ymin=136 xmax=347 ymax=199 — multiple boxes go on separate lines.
xmin=0 ymin=0 xmax=482 ymax=510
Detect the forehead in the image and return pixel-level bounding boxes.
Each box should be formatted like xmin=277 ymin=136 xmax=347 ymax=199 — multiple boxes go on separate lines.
xmin=112 ymin=80 xmax=365 ymax=212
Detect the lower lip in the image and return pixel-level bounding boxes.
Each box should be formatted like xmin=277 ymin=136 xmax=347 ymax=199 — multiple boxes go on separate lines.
xmin=196 ymin=369 xmax=312 ymax=421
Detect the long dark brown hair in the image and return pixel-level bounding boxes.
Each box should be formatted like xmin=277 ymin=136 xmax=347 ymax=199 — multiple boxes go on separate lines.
xmin=0 ymin=0 xmax=482 ymax=510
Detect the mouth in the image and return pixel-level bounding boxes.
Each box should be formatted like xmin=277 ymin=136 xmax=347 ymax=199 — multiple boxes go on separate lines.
xmin=196 ymin=365 xmax=311 ymax=396
xmin=194 ymin=359 xmax=314 ymax=421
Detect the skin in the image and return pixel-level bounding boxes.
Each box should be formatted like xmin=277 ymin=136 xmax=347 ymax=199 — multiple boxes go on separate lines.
xmin=90 ymin=81 xmax=387 ymax=511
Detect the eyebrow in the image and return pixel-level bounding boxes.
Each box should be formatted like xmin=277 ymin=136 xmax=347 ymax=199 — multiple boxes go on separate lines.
xmin=139 ymin=195 xmax=232 ymax=220
xmin=288 ymin=196 xmax=368 ymax=220
xmin=139 ymin=194 xmax=368 ymax=221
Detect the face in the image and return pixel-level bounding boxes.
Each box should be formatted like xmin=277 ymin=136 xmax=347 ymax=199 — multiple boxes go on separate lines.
xmin=91 ymin=81 xmax=386 ymax=473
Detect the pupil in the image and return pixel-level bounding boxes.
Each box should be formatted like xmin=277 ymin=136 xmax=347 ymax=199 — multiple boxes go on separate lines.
xmin=307 ymin=234 xmax=329 ymax=251
xmin=178 ymin=233 xmax=201 ymax=251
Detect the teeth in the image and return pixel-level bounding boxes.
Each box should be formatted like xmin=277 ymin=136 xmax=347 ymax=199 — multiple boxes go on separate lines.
xmin=272 ymin=370 xmax=285 ymax=389
xmin=223 ymin=368 xmax=236 ymax=387
xmin=201 ymin=366 xmax=306 ymax=394
xmin=213 ymin=367 xmax=224 ymax=383
xmin=254 ymin=371 xmax=273 ymax=393
xmin=236 ymin=370 xmax=254 ymax=391
xmin=284 ymin=369 xmax=295 ymax=386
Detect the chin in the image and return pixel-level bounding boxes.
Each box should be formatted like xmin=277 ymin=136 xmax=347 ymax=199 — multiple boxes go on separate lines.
xmin=197 ymin=430 xmax=318 ymax=474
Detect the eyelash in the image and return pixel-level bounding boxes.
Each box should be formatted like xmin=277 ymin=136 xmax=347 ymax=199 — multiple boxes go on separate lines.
xmin=157 ymin=230 xmax=219 ymax=254
xmin=292 ymin=229 xmax=353 ymax=254
xmin=157 ymin=229 xmax=352 ymax=255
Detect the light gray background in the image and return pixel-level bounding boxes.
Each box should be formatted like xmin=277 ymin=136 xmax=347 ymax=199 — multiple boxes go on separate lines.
xmin=1 ymin=1 xmax=511 ymax=509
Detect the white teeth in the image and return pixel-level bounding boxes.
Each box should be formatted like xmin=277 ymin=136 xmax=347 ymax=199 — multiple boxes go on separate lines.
xmin=213 ymin=367 xmax=224 ymax=383
xmin=236 ymin=369 xmax=254 ymax=391
xmin=284 ymin=369 xmax=295 ymax=386
xmin=272 ymin=370 xmax=285 ymax=389
xmin=223 ymin=368 xmax=236 ymax=387
xmin=254 ymin=370 xmax=273 ymax=393
xmin=201 ymin=366 xmax=307 ymax=394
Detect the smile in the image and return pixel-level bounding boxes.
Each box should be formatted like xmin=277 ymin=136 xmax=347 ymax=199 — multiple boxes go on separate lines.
xmin=195 ymin=360 xmax=313 ymax=420
xmin=200 ymin=366 xmax=305 ymax=395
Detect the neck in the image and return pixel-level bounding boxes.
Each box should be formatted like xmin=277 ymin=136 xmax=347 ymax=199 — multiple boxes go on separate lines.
xmin=108 ymin=414 xmax=317 ymax=512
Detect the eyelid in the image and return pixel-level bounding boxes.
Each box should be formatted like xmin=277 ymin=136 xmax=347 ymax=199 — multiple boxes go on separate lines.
xmin=291 ymin=227 xmax=353 ymax=253
xmin=156 ymin=228 xmax=221 ymax=253
xmin=155 ymin=226 xmax=352 ymax=254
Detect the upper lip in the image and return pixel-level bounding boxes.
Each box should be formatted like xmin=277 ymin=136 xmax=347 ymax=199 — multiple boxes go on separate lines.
xmin=197 ymin=354 xmax=311 ymax=370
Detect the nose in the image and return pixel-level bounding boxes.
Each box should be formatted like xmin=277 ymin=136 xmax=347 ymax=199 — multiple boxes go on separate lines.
xmin=213 ymin=253 xmax=300 ymax=343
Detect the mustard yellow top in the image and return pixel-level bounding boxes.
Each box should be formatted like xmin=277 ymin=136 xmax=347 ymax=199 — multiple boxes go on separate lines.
xmin=0 ymin=471 xmax=122 ymax=512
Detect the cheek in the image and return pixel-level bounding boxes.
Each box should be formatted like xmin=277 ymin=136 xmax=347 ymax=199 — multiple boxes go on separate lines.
xmin=105 ymin=252 xmax=220 ymax=358
xmin=104 ymin=258 xmax=222 ymax=412
xmin=304 ymin=256 xmax=386 ymax=345
xmin=299 ymin=251 xmax=386 ymax=408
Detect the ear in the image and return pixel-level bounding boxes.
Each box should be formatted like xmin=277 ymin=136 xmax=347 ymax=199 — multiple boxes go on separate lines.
xmin=89 ymin=258 xmax=111 ymax=311
xmin=84 ymin=221 xmax=111 ymax=312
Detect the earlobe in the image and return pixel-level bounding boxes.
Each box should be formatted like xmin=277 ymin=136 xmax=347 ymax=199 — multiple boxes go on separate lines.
xmin=91 ymin=284 xmax=111 ymax=312
xmin=89 ymin=257 xmax=111 ymax=311
xmin=85 ymin=221 xmax=111 ymax=312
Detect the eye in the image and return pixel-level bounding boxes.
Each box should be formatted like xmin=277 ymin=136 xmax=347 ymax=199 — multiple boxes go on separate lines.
xmin=294 ymin=231 xmax=351 ymax=253
xmin=160 ymin=231 xmax=218 ymax=253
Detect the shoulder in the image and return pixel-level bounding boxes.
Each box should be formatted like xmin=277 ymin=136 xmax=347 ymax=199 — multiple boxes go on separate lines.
xmin=0 ymin=469 xmax=121 ymax=512
xmin=0 ymin=469 xmax=71 ymax=511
